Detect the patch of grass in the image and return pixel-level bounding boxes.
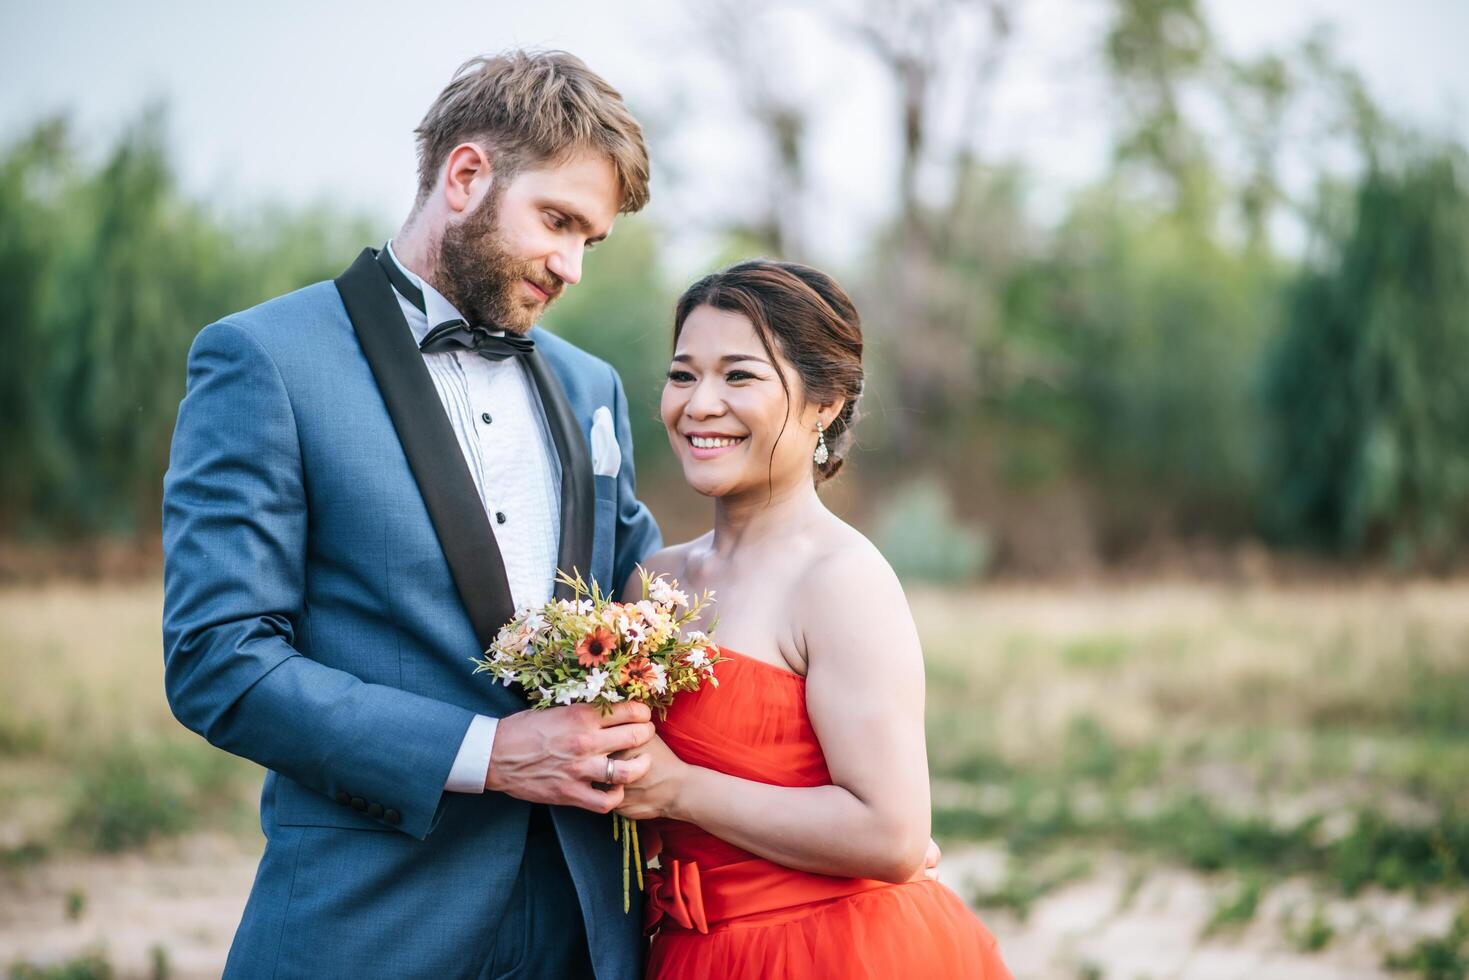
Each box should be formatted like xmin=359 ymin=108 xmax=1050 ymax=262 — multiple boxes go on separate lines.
xmin=1283 ymin=903 xmax=1336 ymax=953
xmin=1202 ymin=876 xmax=1264 ymax=938
xmin=1141 ymin=796 xmax=1321 ymax=875
xmin=0 ymin=841 xmax=50 ymax=870
xmin=1383 ymin=909 xmax=1469 ymax=979
xmin=63 ymin=888 xmax=85 ymax=921
xmin=1059 ymin=635 xmax=1128 ymax=670
xmin=971 ymin=854 xmax=1092 ymax=921
xmin=0 ymin=707 xmax=46 ymax=756
xmin=938 ymin=780 xmax=1469 ymax=897
xmin=7 ymin=947 xmax=114 ymax=979
xmin=147 ymin=944 xmax=170 ymax=980
xmin=63 ymin=741 xmax=192 ymax=852
xmin=1329 ymin=811 xmax=1469 ymax=894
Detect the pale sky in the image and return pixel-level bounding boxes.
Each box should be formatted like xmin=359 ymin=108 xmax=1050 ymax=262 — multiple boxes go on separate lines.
xmin=2 ymin=0 xmax=1465 ymax=270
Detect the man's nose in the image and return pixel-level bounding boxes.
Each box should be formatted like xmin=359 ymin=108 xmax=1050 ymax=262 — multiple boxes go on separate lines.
xmin=546 ymin=245 xmax=583 ymax=286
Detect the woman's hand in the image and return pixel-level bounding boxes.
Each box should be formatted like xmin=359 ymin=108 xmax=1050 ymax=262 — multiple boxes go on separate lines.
xmin=614 ymin=732 xmax=690 ymax=821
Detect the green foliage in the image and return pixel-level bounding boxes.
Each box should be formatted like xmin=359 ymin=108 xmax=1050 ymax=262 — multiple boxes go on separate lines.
xmin=871 ymin=477 xmax=992 ymax=583
xmin=1283 ymin=903 xmax=1336 ymax=953
xmin=8 ymin=949 xmax=113 ymax=980
xmin=64 ymin=740 xmax=191 ymax=852
xmin=147 ymin=945 xmax=170 ymax=980
xmin=970 ymin=854 xmax=1092 ymax=921
xmin=1384 ymin=909 xmax=1469 ymax=980
xmin=1030 ymin=186 xmax=1280 ymax=537
xmin=0 ymin=110 xmax=380 ymax=539
xmin=1265 ymin=147 xmax=1469 ymax=565
xmin=1203 ymin=876 xmax=1264 ymax=937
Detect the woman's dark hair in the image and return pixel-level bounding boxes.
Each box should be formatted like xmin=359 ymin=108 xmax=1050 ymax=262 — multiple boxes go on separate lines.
xmin=673 ymin=259 xmax=864 ymax=483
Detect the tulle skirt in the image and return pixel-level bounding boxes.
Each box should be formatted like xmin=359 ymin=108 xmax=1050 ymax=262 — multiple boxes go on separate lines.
xmin=647 ymin=878 xmax=1011 ymax=980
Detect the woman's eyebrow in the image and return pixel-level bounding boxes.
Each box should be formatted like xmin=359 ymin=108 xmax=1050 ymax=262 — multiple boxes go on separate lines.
xmin=671 ymin=353 xmax=771 ymax=366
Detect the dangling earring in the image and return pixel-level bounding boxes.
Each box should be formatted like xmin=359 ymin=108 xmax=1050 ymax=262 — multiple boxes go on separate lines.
xmin=813 ymin=421 xmax=830 ymax=466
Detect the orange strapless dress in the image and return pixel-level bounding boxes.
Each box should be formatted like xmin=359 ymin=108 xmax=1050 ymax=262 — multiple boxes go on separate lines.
xmin=644 ymin=648 xmax=1011 ymax=980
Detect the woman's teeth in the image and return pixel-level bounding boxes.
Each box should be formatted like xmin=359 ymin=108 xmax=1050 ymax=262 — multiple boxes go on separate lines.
xmin=690 ymin=435 xmax=744 ymax=449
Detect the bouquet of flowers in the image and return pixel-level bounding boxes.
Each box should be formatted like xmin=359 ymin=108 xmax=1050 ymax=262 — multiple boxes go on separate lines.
xmin=473 ymin=566 xmax=721 ymax=911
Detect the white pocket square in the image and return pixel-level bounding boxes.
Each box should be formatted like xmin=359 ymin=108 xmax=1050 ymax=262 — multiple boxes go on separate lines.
xmin=590 ymin=406 xmax=620 ymax=478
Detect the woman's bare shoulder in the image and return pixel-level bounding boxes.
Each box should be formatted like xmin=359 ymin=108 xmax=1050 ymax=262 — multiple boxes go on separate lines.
xmin=796 ymin=519 xmax=909 ymax=622
xmin=634 ymin=532 xmax=713 ymax=583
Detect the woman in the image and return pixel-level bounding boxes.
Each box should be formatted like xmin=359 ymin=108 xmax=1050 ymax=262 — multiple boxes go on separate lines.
xmin=617 ymin=261 xmax=1010 ymax=979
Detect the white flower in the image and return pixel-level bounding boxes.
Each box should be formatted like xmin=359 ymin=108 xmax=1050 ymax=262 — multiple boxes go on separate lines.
xmin=650 ymin=662 xmax=668 ymax=694
xmin=583 ymin=668 xmax=610 ymax=699
xmin=496 ymin=667 xmax=517 ymax=686
xmin=524 ymin=610 xmax=547 ymax=633
xmin=685 ymin=647 xmax=710 ymax=669
xmin=650 ymin=578 xmax=689 ymax=609
xmin=536 ymin=686 xmax=553 ymax=701
xmin=620 ymin=616 xmax=647 ymax=652
xmin=601 ymin=688 xmax=625 ymax=703
xmin=554 ymin=683 xmax=580 ymax=706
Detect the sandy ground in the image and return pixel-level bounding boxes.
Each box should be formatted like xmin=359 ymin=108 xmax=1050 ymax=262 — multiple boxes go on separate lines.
xmin=1 ymin=835 xmax=1457 ymax=979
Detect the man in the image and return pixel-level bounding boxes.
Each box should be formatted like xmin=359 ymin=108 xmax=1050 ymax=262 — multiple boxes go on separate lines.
xmin=162 ymin=50 xmax=660 ymax=978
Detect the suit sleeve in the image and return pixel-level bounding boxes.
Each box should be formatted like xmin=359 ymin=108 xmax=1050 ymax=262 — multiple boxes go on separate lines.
xmin=161 ymin=320 xmax=475 ymax=840
xmin=607 ymin=364 xmax=663 ymax=600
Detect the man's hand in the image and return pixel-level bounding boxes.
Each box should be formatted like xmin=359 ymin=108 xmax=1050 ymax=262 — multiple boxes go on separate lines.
xmin=486 ymin=702 xmax=654 ymax=812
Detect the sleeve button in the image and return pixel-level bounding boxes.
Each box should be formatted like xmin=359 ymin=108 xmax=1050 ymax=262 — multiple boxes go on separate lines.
xmin=495 ymin=511 xmax=507 ymax=525
xmin=350 ymin=796 xmax=367 ymax=812
xmin=368 ymin=802 xmax=384 ymax=818
xmin=480 ymin=412 xmax=493 ymax=424
xmin=384 ymin=809 xmax=402 ymax=825
xmin=335 ymin=791 xmax=351 ymax=806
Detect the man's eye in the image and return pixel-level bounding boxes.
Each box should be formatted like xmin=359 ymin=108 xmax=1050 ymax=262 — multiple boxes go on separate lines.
xmin=546 ymin=212 xmax=568 ymax=230
xmin=667 ymin=370 xmax=695 ymax=383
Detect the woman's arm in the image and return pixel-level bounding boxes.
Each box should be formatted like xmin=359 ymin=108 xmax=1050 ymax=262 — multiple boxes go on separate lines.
xmin=618 ymin=543 xmax=932 ymax=883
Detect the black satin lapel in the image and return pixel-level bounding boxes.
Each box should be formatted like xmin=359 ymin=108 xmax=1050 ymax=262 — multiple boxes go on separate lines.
xmin=335 ymin=247 xmax=516 ymax=648
xmin=522 ymin=347 xmax=595 ymax=597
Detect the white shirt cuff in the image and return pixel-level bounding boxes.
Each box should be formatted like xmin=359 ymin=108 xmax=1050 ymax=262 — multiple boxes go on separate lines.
xmin=445 ymin=714 xmax=498 ymax=793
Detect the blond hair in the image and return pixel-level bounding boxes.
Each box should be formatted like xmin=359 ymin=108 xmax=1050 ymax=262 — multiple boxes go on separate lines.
xmin=414 ymin=50 xmax=650 ymax=213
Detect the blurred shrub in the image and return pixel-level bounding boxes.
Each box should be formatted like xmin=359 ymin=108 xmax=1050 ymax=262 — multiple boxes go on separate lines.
xmin=1028 ymin=184 xmax=1280 ymax=538
xmin=8 ymin=949 xmax=113 ymax=980
xmin=872 ymin=477 xmax=992 ymax=583
xmin=64 ymin=740 xmax=191 ymax=852
xmin=1265 ymin=145 xmax=1469 ymax=565
xmin=0 ymin=109 xmax=380 ymax=540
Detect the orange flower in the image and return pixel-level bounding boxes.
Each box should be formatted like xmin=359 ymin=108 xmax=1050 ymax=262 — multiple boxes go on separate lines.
xmin=618 ymin=655 xmax=655 ymax=687
xmin=576 ymin=626 xmax=617 ymax=668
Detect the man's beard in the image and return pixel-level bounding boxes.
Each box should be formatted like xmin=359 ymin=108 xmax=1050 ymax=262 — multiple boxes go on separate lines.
xmin=434 ymin=190 xmax=563 ymax=335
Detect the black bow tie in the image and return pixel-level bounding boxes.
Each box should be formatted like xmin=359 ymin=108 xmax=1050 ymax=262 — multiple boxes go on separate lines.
xmin=418 ymin=319 xmax=536 ymax=361
xmin=376 ymin=246 xmax=535 ymax=362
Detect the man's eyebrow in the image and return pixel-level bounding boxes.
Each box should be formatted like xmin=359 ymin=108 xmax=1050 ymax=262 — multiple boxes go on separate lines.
xmin=544 ymin=200 xmax=609 ymax=243
xmin=671 ymin=353 xmax=771 ymax=366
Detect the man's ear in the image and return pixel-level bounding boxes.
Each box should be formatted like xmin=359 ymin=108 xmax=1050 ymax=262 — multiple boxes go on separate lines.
xmin=441 ymin=143 xmax=491 ymax=214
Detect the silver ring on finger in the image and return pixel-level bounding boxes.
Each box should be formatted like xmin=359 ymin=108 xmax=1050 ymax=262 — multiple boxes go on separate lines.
xmin=605 ymin=755 xmax=616 ymax=785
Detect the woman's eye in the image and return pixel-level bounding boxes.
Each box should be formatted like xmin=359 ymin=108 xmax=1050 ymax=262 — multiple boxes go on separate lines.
xmin=726 ymin=370 xmax=756 ymax=382
xmin=667 ymin=370 xmax=695 ymax=383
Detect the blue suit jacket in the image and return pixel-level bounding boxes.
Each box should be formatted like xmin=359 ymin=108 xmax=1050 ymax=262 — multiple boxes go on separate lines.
xmin=162 ymin=248 xmax=661 ymax=978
